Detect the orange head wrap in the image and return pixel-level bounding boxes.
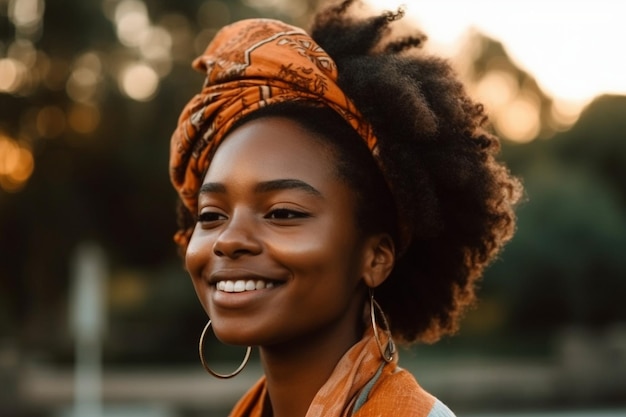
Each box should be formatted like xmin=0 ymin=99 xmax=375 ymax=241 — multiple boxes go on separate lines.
xmin=169 ymin=18 xmax=378 ymax=247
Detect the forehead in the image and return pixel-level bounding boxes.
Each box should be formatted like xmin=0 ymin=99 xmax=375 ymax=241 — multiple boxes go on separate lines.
xmin=204 ymin=117 xmax=337 ymax=184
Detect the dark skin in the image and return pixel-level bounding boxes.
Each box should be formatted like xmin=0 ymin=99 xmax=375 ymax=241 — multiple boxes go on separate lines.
xmin=185 ymin=117 xmax=395 ymax=417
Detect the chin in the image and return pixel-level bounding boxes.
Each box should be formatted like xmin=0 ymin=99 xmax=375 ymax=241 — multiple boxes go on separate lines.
xmin=210 ymin=320 xmax=261 ymax=346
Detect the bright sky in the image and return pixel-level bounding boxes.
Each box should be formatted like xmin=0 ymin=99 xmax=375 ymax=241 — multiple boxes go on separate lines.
xmin=365 ymin=0 xmax=626 ymax=107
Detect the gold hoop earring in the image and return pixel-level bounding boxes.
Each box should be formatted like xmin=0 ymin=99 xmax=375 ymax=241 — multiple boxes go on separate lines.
xmin=369 ymin=289 xmax=396 ymax=363
xmin=199 ymin=320 xmax=252 ymax=379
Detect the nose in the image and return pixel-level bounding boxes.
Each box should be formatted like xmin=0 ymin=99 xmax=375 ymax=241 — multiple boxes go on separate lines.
xmin=212 ymin=210 xmax=262 ymax=258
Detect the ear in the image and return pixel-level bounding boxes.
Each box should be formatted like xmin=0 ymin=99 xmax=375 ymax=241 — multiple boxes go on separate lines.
xmin=361 ymin=234 xmax=395 ymax=289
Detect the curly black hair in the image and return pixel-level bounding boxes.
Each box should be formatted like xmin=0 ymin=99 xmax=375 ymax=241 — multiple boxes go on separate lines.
xmin=176 ymin=0 xmax=522 ymax=345
xmin=310 ymin=0 xmax=522 ymax=344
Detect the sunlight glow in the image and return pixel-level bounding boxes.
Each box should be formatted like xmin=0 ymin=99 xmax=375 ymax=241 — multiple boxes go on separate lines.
xmin=495 ymin=95 xmax=541 ymax=143
xmin=475 ymin=71 xmax=518 ymax=109
xmin=364 ymin=0 xmax=626 ymax=106
xmin=550 ymin=100 xmax=583 ymax=131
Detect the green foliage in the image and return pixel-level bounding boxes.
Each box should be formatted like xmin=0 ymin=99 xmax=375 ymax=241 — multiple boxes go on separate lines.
xmin=485 ymin=95 xmax=626 ymax=331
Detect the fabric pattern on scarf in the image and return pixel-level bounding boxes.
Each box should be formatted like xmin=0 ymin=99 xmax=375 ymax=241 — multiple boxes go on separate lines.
xmin=228 ymin=327 xmax=446 ymax=417
xmin=169 ymin=18 xmax=377 ymax=247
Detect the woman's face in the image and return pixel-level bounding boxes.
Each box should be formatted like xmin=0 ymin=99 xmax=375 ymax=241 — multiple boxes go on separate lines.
xmin=185 ymin=117 xmax=371 ymax=348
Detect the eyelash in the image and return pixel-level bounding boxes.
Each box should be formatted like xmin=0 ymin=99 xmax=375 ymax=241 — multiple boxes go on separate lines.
xmin=196 ymin=208 xmax=310 ymax=224
xmin=197 ymin=211 xmax=225 ymax=223
xmin=265 ymin=208 xmax=310 ymax=220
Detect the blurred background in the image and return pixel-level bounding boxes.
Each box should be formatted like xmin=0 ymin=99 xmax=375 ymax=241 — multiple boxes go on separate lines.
xmin=1 ymin=0 xmax=625 ymax=416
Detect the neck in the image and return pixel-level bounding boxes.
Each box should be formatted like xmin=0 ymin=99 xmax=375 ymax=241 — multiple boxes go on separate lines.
xmin=259 ymin=316 xmax=364 ymax=417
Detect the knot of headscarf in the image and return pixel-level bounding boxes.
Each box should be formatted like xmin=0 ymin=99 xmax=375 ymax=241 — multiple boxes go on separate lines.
xmin=169 ymin=18 xmax=378 ymax=247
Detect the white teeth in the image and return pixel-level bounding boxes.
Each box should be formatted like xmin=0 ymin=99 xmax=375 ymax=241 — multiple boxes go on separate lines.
xmin=216 ymin=279 xmax=276 ymax=293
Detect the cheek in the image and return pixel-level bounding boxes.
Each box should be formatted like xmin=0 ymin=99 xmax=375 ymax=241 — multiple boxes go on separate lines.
xmin=184 ymin=231 xmax=212 ymax=305
xmin=270 ymin=224 xmax=361 ymax=281
xmin=185 ymin=226 xmax=207 ymax=273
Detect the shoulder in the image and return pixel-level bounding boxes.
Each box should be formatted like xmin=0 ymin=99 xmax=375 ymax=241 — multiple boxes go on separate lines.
xmin=426 ymin=399 xmax=456 ymax=417
xmin=352 ymin=366 xmax=456 ymax=417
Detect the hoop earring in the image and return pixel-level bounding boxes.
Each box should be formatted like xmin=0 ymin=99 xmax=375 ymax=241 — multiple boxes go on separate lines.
xmin=369 ymin=289 xmax=396 ymax=363
xmin=198 ymin=320 xmax=252 ymax=379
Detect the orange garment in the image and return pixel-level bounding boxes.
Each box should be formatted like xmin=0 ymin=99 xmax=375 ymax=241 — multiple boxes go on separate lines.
xmin=169 ymin=18 xmax=377 ymax=248
xmin=229 ymin=328 xmax=446 ymax=417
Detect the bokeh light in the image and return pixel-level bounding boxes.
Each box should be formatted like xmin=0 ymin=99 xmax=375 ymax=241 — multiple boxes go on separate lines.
xmin=138 ymin=26 xmax=172 ymax=61
xmin=550 ymin=99 xmax=582 ymax=130
xmin=99 ymin=0 xmax=174 ymax=99
xmin=159 ymin=13 xmax=194 ymax=62
xmin=8 ymin=0 xmax=45 ymax=38
xmin=118 ymin=63 xmax=159 ymax=101
xmin=0 ymin=133 xmax=35 ymax=192
xmin=8 ymin=39 xmax=37 ymax=68
xmin=0 ymin=40 xmax=50 ymax=96
xmin=475 ymin=70 xmax=518 ymax=109
xmin=0 ymin=58 xmax=26 ymax=93
xmin=495 ymin=94 xmax=541 ymax=143
xmin=473 ymin=70 xmax=543 ymax=142
xmin=66 ymin=52 xmax=103 ymax=104
xmin=36 ymin=105 xmax=66 ymax=138
xmin=114 ymin=0 xmax=150 ymax=47
xmin=68 ymin=103 xmax=101 ymax=134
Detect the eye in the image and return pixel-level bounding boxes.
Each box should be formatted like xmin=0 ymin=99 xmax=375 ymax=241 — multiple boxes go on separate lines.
xmin=197 ymin=210 xmax=227 ymax=226
xmin=266 ymin=208 xmax=310 ymax=220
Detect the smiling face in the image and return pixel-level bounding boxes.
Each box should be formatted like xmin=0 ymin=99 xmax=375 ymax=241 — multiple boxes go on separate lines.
xmin=185 ymin=117 xmax=372 ymax=349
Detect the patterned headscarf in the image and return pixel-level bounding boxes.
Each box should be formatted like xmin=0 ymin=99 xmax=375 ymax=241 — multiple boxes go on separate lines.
xmin=169 ymin=18 xmax=378 ymax=247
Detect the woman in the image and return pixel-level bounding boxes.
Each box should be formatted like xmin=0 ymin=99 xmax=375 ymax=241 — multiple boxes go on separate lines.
xmin=169 ymin=1 xmax=522 ymax=416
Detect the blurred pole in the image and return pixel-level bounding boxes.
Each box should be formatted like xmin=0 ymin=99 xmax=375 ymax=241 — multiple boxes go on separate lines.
xmin=69 ymin=242 xmax=107 ymax=417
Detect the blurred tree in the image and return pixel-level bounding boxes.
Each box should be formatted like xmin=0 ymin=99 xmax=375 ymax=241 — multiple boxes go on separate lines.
xmin=547 ymin=95 xmax=626 ymax=207
xmin=451 ymin=29 xmax=626 ymax=340
xmin=458 ymin=32 xmax=560 ymax=143
xmin=485 ymin=95 xmax=626 ymax=333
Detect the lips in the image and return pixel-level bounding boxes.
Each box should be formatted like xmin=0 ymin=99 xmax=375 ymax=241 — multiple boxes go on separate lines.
xmin=216 ymin=279 xmax=276 ymax=293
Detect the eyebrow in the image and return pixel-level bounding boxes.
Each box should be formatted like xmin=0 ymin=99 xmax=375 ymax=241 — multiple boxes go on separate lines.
xmin=199 ymin=182 xmax=226 ymax=194
xmin=255 ymin=179 xmax=323 ymax=197
xmin=199 ymin=179 xmax=323 ymax=198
